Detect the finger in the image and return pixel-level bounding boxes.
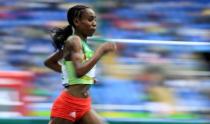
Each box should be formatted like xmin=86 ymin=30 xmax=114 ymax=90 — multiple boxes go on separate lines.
xmin=112 ymin=42 xmax=117 ymax=51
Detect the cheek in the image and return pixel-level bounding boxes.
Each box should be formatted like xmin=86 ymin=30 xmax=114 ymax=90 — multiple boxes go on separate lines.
xmin=83 ymin=21 xmax=92 ymax=27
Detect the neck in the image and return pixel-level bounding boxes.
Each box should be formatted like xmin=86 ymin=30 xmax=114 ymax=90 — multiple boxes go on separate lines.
xmin=74 ymin=31 xmax=87 ymax=42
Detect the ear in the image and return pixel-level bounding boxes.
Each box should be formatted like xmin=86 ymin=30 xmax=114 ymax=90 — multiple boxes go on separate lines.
xmin=73 ymin=18 xmax=80 ymax=27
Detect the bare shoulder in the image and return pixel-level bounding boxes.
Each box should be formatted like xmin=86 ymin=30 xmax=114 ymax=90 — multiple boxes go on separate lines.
xmin=66 ymin=35 xmax=81 ymax=46
xmin=65 ymin=35 xmax=82 ymax=51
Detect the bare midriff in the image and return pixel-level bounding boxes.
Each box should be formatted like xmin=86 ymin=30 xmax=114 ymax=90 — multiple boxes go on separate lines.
xmin=65 ymin=84 xmax=91 ymax=98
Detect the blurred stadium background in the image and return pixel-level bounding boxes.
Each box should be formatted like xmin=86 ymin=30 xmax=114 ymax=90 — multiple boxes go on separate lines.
xmin=0 ymin=0 xmax=210 ymax=124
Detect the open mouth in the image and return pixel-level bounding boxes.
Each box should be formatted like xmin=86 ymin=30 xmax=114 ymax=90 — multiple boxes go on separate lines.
xmin=91 ymin=28 xmax=96 ymax=31
xmin=90 ymin=28 xmax=96 ymax=32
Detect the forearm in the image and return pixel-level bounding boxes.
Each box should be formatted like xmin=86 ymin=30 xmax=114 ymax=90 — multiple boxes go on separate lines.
xmin=75 ymin=51 xmax=101 ymax=77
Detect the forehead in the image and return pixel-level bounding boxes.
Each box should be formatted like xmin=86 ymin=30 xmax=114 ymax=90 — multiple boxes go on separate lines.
xmin=81 ymin=8 xmax=96 ymax=18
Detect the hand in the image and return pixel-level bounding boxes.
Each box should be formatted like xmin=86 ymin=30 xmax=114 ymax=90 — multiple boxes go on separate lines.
xmin=99 ymin=42 xmax=117 ymax=55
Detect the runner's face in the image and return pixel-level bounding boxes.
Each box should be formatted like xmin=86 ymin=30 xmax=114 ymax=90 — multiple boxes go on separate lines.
xmin=76 ymin=8 xmax=97 ymax=36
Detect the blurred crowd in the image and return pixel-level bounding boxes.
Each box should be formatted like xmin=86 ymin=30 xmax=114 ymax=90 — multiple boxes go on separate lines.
xmin=0 ymin=0 xmax=210 ymax=120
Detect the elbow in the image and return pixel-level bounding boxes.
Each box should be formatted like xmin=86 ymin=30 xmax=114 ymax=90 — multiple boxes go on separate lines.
xmin=44 ymin=60 xmax=51 ymax=68
xmin=44 ymin=60 xmax=49 ymax=67
xmin=44 ymin=59 xmax=54 ymax=69
xmin=43 ymin=59 xmax=61 ymax=73
xmin=75 ymin=70 xmax=84 ymax=78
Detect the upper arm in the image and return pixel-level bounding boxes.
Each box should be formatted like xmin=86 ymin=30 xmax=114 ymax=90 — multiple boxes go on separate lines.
xmin=65 ymin=36 xmax=83 ymax=65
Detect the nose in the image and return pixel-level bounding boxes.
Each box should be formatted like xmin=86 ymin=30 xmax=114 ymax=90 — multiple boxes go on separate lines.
xmin=92 ymin=20 xmax=96 ymax=27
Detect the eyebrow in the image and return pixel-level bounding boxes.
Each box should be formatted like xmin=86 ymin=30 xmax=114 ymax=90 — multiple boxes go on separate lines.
xmin=90 ymin=15 xmax=96 ymax=17
xmin=89 ymin=15 xmax=96 ymax=19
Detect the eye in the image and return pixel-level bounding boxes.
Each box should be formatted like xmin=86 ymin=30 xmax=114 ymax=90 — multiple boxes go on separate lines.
xmin=88 ymin=18 xmax=93 ymax=21
xmin=88 ymin=16 xmax=96 ymax=22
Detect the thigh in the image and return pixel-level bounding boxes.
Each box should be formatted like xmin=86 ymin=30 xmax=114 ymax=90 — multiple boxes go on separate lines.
xmin=48 ymin=117 xmax=74 ymax=124
xmin=78 ymin=109 xmax=108 ymax=124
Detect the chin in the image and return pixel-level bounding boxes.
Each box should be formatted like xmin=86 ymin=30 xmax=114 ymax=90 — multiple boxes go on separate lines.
xmin=88 ymin=33 xmax=94 ymax=36
xmin=88 ymin=30 xmax=96 ymax=36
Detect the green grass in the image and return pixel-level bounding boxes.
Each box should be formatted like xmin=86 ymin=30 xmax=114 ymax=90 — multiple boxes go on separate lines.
xmin=98 ymin=111 xmax=199 ymax=120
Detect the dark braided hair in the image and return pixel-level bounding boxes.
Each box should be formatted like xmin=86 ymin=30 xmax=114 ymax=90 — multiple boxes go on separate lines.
xmin=50 ymin=5 xmax=90 ymax=51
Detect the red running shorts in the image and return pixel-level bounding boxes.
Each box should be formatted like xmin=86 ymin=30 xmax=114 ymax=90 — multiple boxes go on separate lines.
xmin=50 ymin=90 xmax=91 ymax=122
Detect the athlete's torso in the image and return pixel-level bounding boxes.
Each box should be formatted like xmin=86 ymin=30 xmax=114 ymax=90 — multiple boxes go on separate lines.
xmin=62 ymin=37 xmax=95 ymax=98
